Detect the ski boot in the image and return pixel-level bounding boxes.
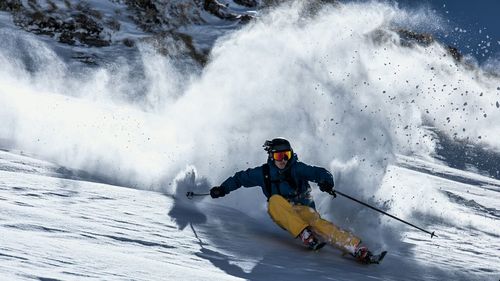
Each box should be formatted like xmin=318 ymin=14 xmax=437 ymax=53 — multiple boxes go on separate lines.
xmin=353 ymin=245 xmax=387 ymax=264
xmin=299 ymin=227 xmax=326 ymax=251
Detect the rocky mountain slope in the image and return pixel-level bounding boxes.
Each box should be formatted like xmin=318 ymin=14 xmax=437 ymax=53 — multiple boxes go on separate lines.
xmin=0 ymin=0 xmax=258 ymax=65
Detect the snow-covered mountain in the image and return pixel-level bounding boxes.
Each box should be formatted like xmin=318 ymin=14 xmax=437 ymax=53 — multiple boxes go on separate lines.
xmin=0 ymin=0 xmax=499 ymax=280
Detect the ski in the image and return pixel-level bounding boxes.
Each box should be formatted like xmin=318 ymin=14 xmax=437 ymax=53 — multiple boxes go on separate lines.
xmin=367 ymin=251 xmax=387 ymax=264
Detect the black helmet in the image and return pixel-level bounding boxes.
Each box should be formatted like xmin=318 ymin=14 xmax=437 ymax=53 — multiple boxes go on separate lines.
xmin=263 ymin=138 xmax=293 ymax=153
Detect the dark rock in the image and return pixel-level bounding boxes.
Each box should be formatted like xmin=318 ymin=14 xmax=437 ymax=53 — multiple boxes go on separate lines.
xmin=74 ymin=13 xmax=103 ymax=35
xmin=124 ymin=0 xmax=163 ymax=32
xmin=239 ymin=14 xmax=254 ymax=23
xmin=175 ymin=32 xmax=208 ymax=65
xmin=129 ymin=0 xmax=159 ymax=12
xmin=106 ymin=18 xmax=121 ymax=32
xmin=11 ymin=5 xmax=111 ymax=48
xmin=204 ymin=0 xmax=253 ymax=22
xmin=71 ymin=52 xmax=99 ymax=65
xmin=397 ymin=29 xmax=464 ymax=63
xmin=123 ymin=38 xmax=135 ymax=48
xmin=59 ymin=31 xmax=75 ymax=45
xmin=446 ymin=46 xmax=463 ymax=62
xmin=234 ymin=0 xmax=258 ymax=8
xmin=78 ymin=36 xmax=110 ymax=47
xmin=0 ymin=0 xmax=22 ymax=11
xmin=397 ymin=29 xmax=434 ymax=47
xmin=204 ymin=0 xmax=236 ymax=20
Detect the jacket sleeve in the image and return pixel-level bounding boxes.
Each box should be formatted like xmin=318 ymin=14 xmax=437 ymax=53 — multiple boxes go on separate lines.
xmin=220 ymin=166 xmax=264 ymax=194
xmin=295 ymin=162 xmax=334 ymax=186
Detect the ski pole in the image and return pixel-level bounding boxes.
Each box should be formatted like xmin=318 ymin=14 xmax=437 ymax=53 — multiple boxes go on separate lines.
xmin=329 ymin=190 xmax=437 ymax=238
xmin=186 ymin=191 xmax=210 ymax=199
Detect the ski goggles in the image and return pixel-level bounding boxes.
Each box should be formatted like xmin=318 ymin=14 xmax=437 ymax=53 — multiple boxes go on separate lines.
xmin=272 ymin=150 xmax=292 ymax=161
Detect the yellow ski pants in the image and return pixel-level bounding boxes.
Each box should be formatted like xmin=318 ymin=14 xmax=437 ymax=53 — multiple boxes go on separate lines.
xmin=267 ymin=195 xmax=361 ymax=254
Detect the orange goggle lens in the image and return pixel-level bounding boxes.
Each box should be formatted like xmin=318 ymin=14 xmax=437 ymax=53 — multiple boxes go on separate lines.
xmin=272 ymin=151 xmax=292 ymax=161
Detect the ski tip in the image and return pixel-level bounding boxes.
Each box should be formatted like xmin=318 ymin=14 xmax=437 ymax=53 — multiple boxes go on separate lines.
xmin=379 ymin=251 xmax=387 ymax=260
xmin=374 ymin=251 xmax=388 ymax=264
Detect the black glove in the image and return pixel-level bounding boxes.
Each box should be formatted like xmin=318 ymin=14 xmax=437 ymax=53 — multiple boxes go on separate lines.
xmin=210 ymin=186 xmax=227 ymax=198
xmin=318 ymin=181 xmax=336 ymax=197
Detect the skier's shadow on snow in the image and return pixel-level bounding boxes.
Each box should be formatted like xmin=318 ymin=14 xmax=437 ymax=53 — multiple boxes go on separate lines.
xmin=187 ymin=207 xmax=319 ymax=281
xmin=190 ymin=223 xmax=252 ymax=279
xmin=168 ymin=199 xmax=207 ymax=230
xmin=167 ymin=188 xmax=252 ymax=278
xmin=166 ymin=172 xmax=262 ymax=278
xmin=197 ymin=247 xmax=249 ymax=276
xmin=168 ymin=197 xmax=255 ymax=278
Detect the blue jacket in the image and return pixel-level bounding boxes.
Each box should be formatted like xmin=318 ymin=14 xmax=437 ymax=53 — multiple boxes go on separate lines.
xmin=220 ymin=154 xmax=334 ymax=209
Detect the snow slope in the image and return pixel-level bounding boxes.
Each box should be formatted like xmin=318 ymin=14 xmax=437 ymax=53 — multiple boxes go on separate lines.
xmin=0 ymin=149 xmax=498 ymax=281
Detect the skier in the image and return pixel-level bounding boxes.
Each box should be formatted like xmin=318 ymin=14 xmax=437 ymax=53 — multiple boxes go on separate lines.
xmin=210 ymin=138 xmax=383 ymax=264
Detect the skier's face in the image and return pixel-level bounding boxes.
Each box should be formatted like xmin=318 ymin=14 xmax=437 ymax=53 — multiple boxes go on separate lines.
xmin=271 ymin=150 xmax=291 ymax=170
xmin=274 ymin=158 xmax=287 ymax=169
